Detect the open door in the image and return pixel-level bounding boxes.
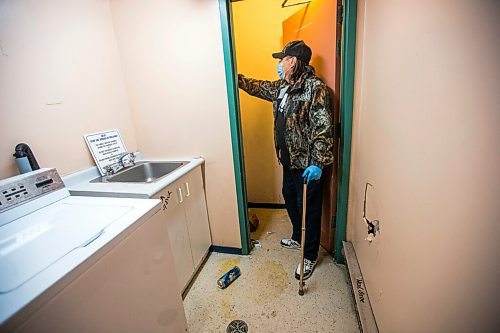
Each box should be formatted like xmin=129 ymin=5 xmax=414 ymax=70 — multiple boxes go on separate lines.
xmin=220 ymin=0 xmax=344 ymax=254
xmin=282 ymin=0 xmax=342 ymax=252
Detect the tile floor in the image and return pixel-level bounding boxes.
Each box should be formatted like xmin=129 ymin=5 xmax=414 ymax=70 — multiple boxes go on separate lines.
xmin=183 ymin=208 xmax=360 ymax=332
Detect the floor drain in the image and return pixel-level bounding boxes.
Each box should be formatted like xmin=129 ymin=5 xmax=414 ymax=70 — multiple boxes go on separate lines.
xmin=227 ymin=319 xmax=248 ymax=333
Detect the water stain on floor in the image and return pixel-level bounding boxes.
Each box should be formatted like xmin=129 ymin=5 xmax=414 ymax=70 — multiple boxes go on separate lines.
xmin=248 ymin=261 xmax=290 ymax=305
xmin=184 ymin=209 xmax=359 ymax=332
xmin=217 ymin=258 xmax=241 ymax=278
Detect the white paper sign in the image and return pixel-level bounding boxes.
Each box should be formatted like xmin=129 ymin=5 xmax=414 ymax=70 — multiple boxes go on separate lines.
xmin=84 ymin=129 xmax=127 ymax=176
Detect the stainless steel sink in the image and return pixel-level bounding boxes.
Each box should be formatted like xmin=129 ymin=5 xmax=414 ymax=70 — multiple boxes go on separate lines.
xmin=92 ymin=161 xmax=187 ymax=183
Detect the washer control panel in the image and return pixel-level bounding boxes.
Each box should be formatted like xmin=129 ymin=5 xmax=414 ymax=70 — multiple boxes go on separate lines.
xmin=0 ymin=169 xmax=64 ymax=213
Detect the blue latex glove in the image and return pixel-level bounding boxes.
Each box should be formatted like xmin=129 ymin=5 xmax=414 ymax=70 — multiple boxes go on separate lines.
xmin=302 ymin=165 xmax=322 ymax=184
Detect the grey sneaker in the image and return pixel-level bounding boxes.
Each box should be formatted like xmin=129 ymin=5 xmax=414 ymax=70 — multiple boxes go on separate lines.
xmin=280 ymin=239 xmax=301 ymax=249
xmin=295 ymin=258 xmax=317 ymax=280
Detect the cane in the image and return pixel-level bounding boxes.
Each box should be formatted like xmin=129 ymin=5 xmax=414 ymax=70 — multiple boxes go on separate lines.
xmin=298 ymin=176 xmax=307 ymax=296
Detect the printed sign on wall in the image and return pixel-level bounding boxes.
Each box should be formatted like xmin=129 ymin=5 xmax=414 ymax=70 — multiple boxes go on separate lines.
xmin=84 ymin=130 xmax=127 ymax=176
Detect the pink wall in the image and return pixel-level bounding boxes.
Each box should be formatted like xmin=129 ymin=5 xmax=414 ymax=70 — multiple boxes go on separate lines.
xmin=109 ymin=0 xmax=241 ymax=248
xmin=0 ymin=0 xmax=138 ymax=179
xmin=0 ymin=0 xmax=243 ymax=248
xmin=348 ymin=0 xmax=500 ymax=331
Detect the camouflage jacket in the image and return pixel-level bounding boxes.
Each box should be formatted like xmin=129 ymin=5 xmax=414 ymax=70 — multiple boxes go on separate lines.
xmin=238 ymin=67 xmax=334 ymax=169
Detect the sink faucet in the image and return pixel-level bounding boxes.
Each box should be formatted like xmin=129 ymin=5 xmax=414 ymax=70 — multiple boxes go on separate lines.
xmin=103 ymin=165 xmax=115 ymax=176
xmin=118 ymin=152 xmax=136 ymax=169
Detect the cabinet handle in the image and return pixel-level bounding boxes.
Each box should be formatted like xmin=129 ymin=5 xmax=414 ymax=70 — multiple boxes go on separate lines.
xmin=178 ymin=187 xmax=183 ymax=203
xmin=185 ymin=182 xmax=190 ymax=197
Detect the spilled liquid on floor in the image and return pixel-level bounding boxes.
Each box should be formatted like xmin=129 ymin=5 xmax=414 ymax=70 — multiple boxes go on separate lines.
xmin=217 ymin=258 xmax=241 ymax=277
xmin=249 ymin=260 xmax=290 ymax=305
xmin=184 ymin=209 xmax=359 ymax=332
xmin=216 ymin=257 xmax=290 ymax=319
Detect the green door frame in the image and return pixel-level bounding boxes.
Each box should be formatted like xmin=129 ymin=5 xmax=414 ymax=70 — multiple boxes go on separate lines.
xmin=334 ymin=0 xmax=357 ymax=264
xmin=218 ymin=0 xmax=357 ymax=260
xmin=218 ymin=0 xmax=251 ymax=255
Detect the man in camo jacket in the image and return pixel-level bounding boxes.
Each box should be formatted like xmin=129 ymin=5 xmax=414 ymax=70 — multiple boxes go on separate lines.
xmin=238 ymin=40 xmax=334 ymax=280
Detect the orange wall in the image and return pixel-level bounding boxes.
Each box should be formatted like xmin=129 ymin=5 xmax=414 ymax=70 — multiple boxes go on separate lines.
xmin=348 ymin=0 xmax=500 ymax=331
xmin=232 ymin=0 xmax=306 ymax=204
xmin=282 ymin=0 xmax=338 ymax=89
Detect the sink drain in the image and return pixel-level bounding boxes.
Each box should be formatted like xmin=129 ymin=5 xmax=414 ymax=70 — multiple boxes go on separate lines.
xmin=227 ymin=320 xmax=248 ymax=333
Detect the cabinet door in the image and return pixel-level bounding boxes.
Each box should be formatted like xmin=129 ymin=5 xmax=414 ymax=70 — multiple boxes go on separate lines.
xmin=155 ymin=182 xmax=194 ymax=292
xmin=182 ymin=167 xmax=212 ymax=269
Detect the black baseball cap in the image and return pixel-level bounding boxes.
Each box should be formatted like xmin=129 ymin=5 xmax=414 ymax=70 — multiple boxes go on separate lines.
xmin=272 ymin=40 xmax=312 ymax=64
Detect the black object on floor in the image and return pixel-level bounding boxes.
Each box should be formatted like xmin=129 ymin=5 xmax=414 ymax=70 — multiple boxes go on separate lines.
xmin=227 ymin=320 xmax=248 ymax=333
xmin=249 ymin=213 xmax=260 ymax=232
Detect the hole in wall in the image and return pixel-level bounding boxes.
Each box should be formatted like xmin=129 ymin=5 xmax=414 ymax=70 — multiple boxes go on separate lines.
xmin=363 ymin=182 xmax=380 ymax=242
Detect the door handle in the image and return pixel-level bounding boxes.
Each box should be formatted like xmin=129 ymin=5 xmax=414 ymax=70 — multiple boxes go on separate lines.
xmin=185 ymin=182 xmax=190 ymax=197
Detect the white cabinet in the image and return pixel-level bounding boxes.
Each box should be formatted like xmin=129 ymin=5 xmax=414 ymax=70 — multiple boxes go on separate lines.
xmin=153 ymin=165 xmax=211 ymax=293
xmin=182 ymin=167 xmax=212 ymax=270
xmin=155 ymin=179 xmax=194 ymax=293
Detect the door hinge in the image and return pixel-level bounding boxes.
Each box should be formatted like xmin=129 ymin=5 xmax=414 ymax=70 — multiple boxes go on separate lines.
xmin=336 ymin=39 xmax=342 ymax=57
xmin=337 ymin=4 xmax=344 ymax=25
xmin=331 ymin=214 xmax=337 ymax=228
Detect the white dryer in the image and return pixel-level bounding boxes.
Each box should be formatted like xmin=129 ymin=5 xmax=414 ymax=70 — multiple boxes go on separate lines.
xmin=0 ymin=169 xmax=188 ymax=332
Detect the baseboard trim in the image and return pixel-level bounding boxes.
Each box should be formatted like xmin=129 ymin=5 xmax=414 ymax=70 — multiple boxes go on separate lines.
xmin=247 ymin=202 xmax=286 ymax=209
xmin=210 ymin=245 xmax=242 ymax=255
xmin=343 ymin=241 xmax=379 ymax=333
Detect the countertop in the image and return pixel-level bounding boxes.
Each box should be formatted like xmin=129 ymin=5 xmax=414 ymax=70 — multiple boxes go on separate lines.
xmin=64 ymin=157 xmax=204 ymax=199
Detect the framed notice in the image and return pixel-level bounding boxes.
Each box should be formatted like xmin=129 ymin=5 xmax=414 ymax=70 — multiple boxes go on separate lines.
xmin=84 ymin=129 xmax=127 ymax=176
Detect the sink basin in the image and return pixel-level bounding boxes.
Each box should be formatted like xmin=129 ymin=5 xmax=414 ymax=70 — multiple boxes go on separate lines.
xmin=93 ymin=161 xmax=187 ymax=183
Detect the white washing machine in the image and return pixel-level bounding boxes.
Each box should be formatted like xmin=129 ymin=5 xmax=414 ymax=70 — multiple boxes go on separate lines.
xmin=0 ymin=169 xmax=188 ymax=332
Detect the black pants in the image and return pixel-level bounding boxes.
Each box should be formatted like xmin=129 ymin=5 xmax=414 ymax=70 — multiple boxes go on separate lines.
xmin=282 ymin=165 xmax=323 ymax=261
